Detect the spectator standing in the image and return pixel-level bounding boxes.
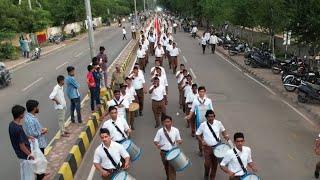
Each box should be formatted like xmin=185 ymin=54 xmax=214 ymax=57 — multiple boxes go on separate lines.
xmin=24 ymin=100 xmax=49 ymax=180
xmin=93 ymin=62 xmax=102 ymax=110
xmin=87 ymin=65 xmax=100 ymax=112
xmin=96 ymin=46 xmax=108 ymax=88
xmin=122 ymin=27 xmax=127 ymax=40
xmin=131 ymin=23 xmax=136 ymax=39
xmin=49 ymin=75 xmax=69 ymax=137
xmin=65 ymin=66 xmax=82 ymax=123
xmin=111 ymin=64 xmax=125 ymax=90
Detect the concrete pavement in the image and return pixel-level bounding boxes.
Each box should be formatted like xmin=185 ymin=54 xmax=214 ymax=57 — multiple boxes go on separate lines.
xmin=76 ymin=31 xmax=318 ymax=180
xmin=1 ymin=24 xmax=132 ymax=180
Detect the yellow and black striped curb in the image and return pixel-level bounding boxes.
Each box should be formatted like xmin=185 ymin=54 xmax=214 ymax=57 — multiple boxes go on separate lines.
xmin=54 ymin=88 xmax=113 ymax=180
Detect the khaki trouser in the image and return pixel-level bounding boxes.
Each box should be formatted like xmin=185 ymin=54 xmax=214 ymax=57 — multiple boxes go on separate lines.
xmin=203 ymin=145 xmax=218 ymax=180
xmin=171 ymin=56 xmax=178 ymax=74
xmin=152 ymin=99 xmax=166 ymax=126
xmin=139 ymin=58 xmax=146 ymax=72
xmin=316 ymin=161 xmax=320 ymax=172
xmin=156 ymin=56 xmax=163 ymax=66
xmin=229 ymin=176 xmax=241 ymax=180
xmin=57 ymin=108 xmax=66 ymax=134
xmin=160 ymin=151 xmax=176 ymax=180
xmin=135 ymin=88 xmax=144 ymax=113
xmin=186 ymin=107 xmax=195 ymax=135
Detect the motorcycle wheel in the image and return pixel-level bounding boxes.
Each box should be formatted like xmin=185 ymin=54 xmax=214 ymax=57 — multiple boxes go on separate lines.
xmin=228 ymin=50 xmax=236 ymax=56
xmin=271 ymin=64 xmax=281 ymax=74
xmin=283 ymin=76 xmax=297 ymax=92
xmin=297 ymin=92 xmax=308 ymax=103
xmin=244 ymin=58 xmax=251 ymax=65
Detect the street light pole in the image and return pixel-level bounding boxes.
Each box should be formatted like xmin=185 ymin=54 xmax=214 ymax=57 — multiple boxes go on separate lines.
xmin=84 ymin=0 xmax=95 ymax=59
xmin=134 ymin=0 xmax=138 ymax=26
xmin=28 ymin=0 xmax=32 ymax=10
xmin=144 ymin=0 xmax=145 ymax=12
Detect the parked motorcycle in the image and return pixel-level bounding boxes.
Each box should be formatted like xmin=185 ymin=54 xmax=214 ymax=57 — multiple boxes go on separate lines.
xmin=0 ymin=62 xmax=11 ymax=88
xmin=245 ymin=49 xmax=276 ymax=68
xmin=30 ymin=47 xmax=42 ymax=61
xmin=282 ymin=71 xmax=319 ymax=92
xmin=297 ymin=80 xmax=320 ymax=103
xmin=48 ymin=34 xmax=64 ymax=44
xmin=228 ymin=42 xmax=249 ymax=56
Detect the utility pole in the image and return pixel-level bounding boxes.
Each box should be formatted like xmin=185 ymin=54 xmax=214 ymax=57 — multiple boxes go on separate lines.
xmin=144 ymin=0 xmax=145 ymax=12
xmin=28 ymin=0 xmax=32 ymax=10
xmin=84 ymin=0 xmax=95 ymax=59
xmin=134 ymin=0 xmax=138 ymax=26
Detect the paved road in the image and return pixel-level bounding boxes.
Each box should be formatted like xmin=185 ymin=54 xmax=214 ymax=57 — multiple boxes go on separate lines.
xmin=78 ymin=31 xmax=318 ymax=180
xmin=0 ymin=24 xmax=132 ymax=179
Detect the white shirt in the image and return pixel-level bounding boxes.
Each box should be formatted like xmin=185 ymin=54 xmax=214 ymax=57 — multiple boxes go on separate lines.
xmin=175 ymin=71 xmax=184 ymax=83
xmin=166 ymin=44 xmax=173 ymax=51
xmin=150 ymin=85 xmax=166 ymax=101
xmin=122 ymin=29 xmax=126 ymax=34
xmin=131 ymin=25 xmax=136 ymax=32
xmin=186 ymin=92 xmax=198 ymax=108
xmin=192 ymin=26 xmax=198 ymax=33
xmin=183 ymin=84 xmax=192 ymax=98
xmin=209 ymin=35 xmax=218 ymax=44
xmin=190 ymin=96 xmax=213 ymax=113
xmin=201 ymin=37 xmax=207 ymax=45
xmin=204 ymin=32 xmax=210 ymax=41
xmin=130 ymin=73 xmax=145 ymax=90
xmin=168 ymin=27 xmax=173 ymax=34
xmin=125 ymin=86 xmax=137 ymax=103
xmin=49 ymin=84 xmax=66 ymax=110
xmin=148 ymin=35 xmax=155 ymax=43
xmin=93 ymin=142 xmax=129 ymax=169
xmin=102 ymin=118 xmax=130 ymax=141
xmin=196 ymin=120 xmax=225 ymax=146
xmin=155 ymin=47 xmax=165 ymax=57
xmin=220 ymin=146 xmax=253 ymax=176
xmin=154 ymin=127 xmax=182 ymax=151
xmin=151 ymin=66 xmax=166 ymax=77
xmin=170 ymin=47 xmax=179 ymax=56
xmin=152 ymin=74 xmax=168 ymax=87
xmin=173 ymin=23 xmax=177 ymax=27
xmin=107 ymin=98 xmax=130 ymax=119
xmin=137 ymin=48 xmax=146 ymax=58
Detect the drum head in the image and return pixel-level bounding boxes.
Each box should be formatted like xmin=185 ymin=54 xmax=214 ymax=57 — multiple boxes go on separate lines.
xmin=166 ymin=148 xmax=180 ymax=161
xmin=129 ymin=103 xmax=139 ymax=112
xmin=213 ymin=144 xmax=231 ymax=158
xmin=121 ymin=139 xmax=131 ymax=150
xmin=112 ymin=171 xmax=127 ymax=180
xmin=241 ymin=173 xmax=260 ymax=180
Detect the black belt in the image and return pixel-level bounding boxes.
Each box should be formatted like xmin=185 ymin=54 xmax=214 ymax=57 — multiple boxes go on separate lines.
xmin=152 ymin=99 xmax=163 ymax=102
xmin=135 ymin=88 xmax=143 ymax=91
xmin=102 ymin=168 xmax=117 ymax=174
xmin=161 ymin=150 xmax=169 ymax=153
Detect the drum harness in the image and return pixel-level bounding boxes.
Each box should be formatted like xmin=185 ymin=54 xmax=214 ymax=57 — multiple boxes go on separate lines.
xmin=206 ymin=121 xmax=221 ymax=147
xmin=112 ymin=121 xmax=127 ymax=143
xmin=102 ymin=145 xmax=121 ymax=171
xmin=163 ymin=128 xmax=175 ymax=153
xmin=232 ymin=148 xmax=248 ymax=175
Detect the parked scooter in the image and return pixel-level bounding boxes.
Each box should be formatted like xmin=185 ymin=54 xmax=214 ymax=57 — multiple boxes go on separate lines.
xmin=0 ymin=62 xmax=11 ymax=88
xmin=297 ymin=80 xmax=320 ymax=103
xmin=30 ymin=47 xmax=42 ymax=61
xmin=283 ymin=71 xmax=319 ymax=92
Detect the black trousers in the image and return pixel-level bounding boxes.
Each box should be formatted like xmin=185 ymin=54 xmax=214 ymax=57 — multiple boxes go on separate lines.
xmin=122 ymin=34 xmax=127 ymax=40
xmin=211 ymin=44 xmax=216 ymax=53
xmin=202 ymin=44 xmax=206 ymax=54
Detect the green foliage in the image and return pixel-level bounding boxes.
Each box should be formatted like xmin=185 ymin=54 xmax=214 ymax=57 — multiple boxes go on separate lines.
xmin=0 ymin=42 xmax=18 ymax=60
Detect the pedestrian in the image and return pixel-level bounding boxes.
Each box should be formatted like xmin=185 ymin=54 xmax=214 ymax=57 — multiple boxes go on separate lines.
xmin=102 ymin=106 xmax=131 ymax=143
xmin=220 ymin=132 xmax=258 ymax=180
xmin=93 ymin=128 xmax=130 ymax=180
xmin=9 ymin=105 xmax=35 ymax=180
xmin=314 ymin=133 xmax=320 ymax=178
xmin=122 ymin=27 xmax=127 ymax=40
xmin=142 ymin=37 xmax=150 ymax=64
xmin=24 ymin=100 xmax=49 ymax=180
xmin=166 ymin=40 xmax=173 ymax=69
xmin=170 ymin=42 xmax=179 ymax=74
xmin=204 ymin=31 xmax=211 ymax=47
xmin=136 ymin=44 xmax=146 ymax=72
xmin=152 ymin=67 xmax=168 ymax=93
xmin=155 ymin=44 xmax=165 ymax=66
xmin=92 ymin=62 xmax=102 ymax=109
xmin=178 ymin=69 xmax=189 ymax=113
xmin=191 ymin=26 xmax=198 ymax=39
xmin=201 ymin=34 xmax=207 ymax=54
xmin=129 ymin=66 xmax=146 ymax=116
xmin=87 ymin=65 xmax=99 ymax=112
xmin=65 ymin=66 xmax=82 ymax=123
xmin=96 ymin=46 xmax=108 ymax=88
xmin=185 ymin=83 xmax=198 ymax=136
xmin=182 ymin=74 xmax=193 ymax=115
xmin=196 ymin=110 xmax=230 ymax=180
xmin=185 ymin=86 xmax=214 ymax=156
xmin=154 ymin=114 xmax=182 ymax=180
xmin=124 ymin=77 xmax=138 ymax=129
xmin=209 ymin=33 xmax=218 ymax=54
xmin=149 ymin=77 xmax=167 ymax=128
xmin=173 ymin=22 xmax=177 ymax=34
xmin=131 ymin=23 xmax=136 ymax=39
xmin=148 ymin=32 xmax=156 ymax=56
xmin=151 ymin=58 xmax=166 ymax=78
xmin=176 ymin=64 xmax=187 ymax=109
xmin=49 ymin=75 xmax=69 ymax=137
xmin=107 ymin=89 xmax=130 ymax=121
xmin=23 ymin=37 xmax=31 ymax=58
xmin=111 ymin=64 xmax=125 ymax=91
xmin=19 ymin=36 xmax=26 ymax=57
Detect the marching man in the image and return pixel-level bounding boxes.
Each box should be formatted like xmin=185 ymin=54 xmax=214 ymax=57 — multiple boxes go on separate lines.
xmin=149 ymin=77 xmax=167 ymax=128
xmin=107 ymin=90 xmax=130 ymax=121
xmin=154 ymin=114 xmax=182 ymax=180
xmin=155 ymin=43 xmax=165 ymax=66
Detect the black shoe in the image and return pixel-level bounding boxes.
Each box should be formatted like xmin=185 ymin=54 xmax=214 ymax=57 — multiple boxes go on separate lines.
xmin=154 ymin=124 xmax=159 ymax=128
xmin=315 ymin=170 xmax=319 ymax=179
xmin=139 ymin=112 xmax=143 ymax=116
xmin=71 ymin=120 xmax=75 ymax=123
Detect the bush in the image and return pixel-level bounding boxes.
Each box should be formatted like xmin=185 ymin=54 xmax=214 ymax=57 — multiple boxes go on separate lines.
xmin=0 ymin=42 xmax=19 ymax=61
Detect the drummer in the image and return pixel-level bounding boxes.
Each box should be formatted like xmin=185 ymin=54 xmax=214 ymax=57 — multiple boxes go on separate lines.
xmin=93 ymin=128 xmax=130 ymax=180
xmin=196 ymin=110 xmax=230 ymax=180
xmin=119 ymin=84 xmax=136 ymax=130
xmin=129 ymin=66 xmax=147 ymax=116
xmin=102 ymin=106 xmax=131 ymax=143
xmin=154 ymin=114 xmax=182 ymax=180
xmin=220 ymin=132 xmax=258 ymax=180
xmin=185 ymin=86 xmax=213 ymax=156
xmin=185 ymin=83 xmax=198 ymax=136
xmin=107 ymin=90 xmax=130 ymax=121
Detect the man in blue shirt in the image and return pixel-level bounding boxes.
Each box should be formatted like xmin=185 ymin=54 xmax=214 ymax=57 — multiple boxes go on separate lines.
xmin=65 ymin=66 xmax=82 ymax=123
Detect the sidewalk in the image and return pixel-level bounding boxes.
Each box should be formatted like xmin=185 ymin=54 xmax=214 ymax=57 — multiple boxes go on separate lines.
xmin=196 ymin=30 xmax=320 ymax=120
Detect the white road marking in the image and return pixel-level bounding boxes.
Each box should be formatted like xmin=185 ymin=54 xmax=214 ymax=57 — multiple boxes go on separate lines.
xmin=183 ymin=55 xmax=188 ymax=63
xmin=189 ymin=68 xmax=197 ymax=79
xmin=244 ymin=73 xmax=276 ymax=95
xmin=216 ymin=52 xmax=242 ymax=72
xmin=22 ymin=77 xmax=43 ymax=92
xmin=87 ymin=165 xmax=96 ymax=180
xmin=74 ymin=51 xmax=83 ymax=58
xmin=55 ymin=61 xmax=69 ymax=70
xmin=281 ymin=99 xmax=316 ymax=126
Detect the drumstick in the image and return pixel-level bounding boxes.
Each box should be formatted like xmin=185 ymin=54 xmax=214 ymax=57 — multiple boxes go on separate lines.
xmin=227 ymin=139 xmax=234 ymax=148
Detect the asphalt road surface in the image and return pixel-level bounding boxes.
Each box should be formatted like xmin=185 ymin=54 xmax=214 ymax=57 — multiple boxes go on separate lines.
xmin=0 ymin=24 xmax=132 ymax=179
xmin=75 ymin=30 xmax=320 ymax=180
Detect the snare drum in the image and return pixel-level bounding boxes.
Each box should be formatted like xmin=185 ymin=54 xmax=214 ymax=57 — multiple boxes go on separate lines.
xmin=121 ymin=139 xmax=141 ymax=162
xmin=213 ymin=143 xmax=231 ymax=162
xmin=129 ymin=103 xmax=139 ymax=112
xmin=165 ymin=148 xmax=191 ymax=172
xmin=240 ymin=173 xmax=260 ymax=180
xmin=111 ymin=170 xmax=136 ymax=180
